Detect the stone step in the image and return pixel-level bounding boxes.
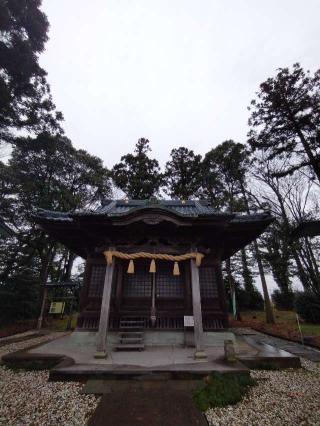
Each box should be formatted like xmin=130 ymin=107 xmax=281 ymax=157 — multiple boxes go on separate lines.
xmin=50 ymin=363 xmax=250 ymax=382
xmin=116 ymin=343 xmax=145 ymax=351
xmin=119 ymin=326 xmax=144 ymax=331
xmin=120 ymin=321 xmax=145 ymax=326
xmin=118 ymin=318 xmax=145 ymax=350
xmin=120 ymin=337 xmax=143 ymax=344
xmin=118 ymin=332 xmax=143 ymax=338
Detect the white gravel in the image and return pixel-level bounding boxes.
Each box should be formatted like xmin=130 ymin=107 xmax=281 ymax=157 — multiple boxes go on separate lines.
xmin=0 ymin=333 xmax=100 ymax=426
xmin=206 ymin=358 xmax=320 ymax=426
xmin=0 ymin=332 xmax=68 ymax=357
xmin=1 ymin=334 xmax=320 ymax=425
xmin=0 ymin=367 xmax=99 ymax=426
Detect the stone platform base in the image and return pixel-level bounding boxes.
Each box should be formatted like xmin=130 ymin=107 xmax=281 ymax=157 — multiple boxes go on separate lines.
xmin=2 ymin=329 xmax=301 ymax=382
xmin=50 ymin=359 xmax=249 ymax=382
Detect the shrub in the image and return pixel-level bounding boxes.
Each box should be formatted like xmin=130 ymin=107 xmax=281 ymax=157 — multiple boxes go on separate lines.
xmin=294 ymin=291 xmax=320 ymax=324
xmin=225 ymin=279 xmax=264 ymax=312
xmin=0 ymin=272 xmax=40 ymax=326
xmin=193 ymin=372 xmax=255 ymax=411
xmin=236 ymin=287 xmax=264 ymax=311
xmin=272 ymin=289 xmax=295 ymax=310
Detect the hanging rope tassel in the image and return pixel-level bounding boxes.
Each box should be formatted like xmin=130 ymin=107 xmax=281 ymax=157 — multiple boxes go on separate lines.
xmin=127 ymin=259 xmax=135 ymax=274
xmin=149 ymin=259 xmax=156 ymax=273
xmin=195 ymin=252 xmax=202 ymax=267
xmin=105 ymin=250 xmax=113 ymax=265
xmin=173 ymin=261 xmax=180 ymax=276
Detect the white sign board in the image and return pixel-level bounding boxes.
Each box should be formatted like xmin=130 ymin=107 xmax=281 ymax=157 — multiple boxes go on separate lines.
xmin=184 ymin=315 xmax=194 ymax=327
xmin=49 ymin=301 xmax=65 ymax=314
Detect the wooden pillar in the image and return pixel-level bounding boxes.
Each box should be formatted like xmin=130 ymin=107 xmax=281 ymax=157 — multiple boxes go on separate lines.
xmin=79 ymin=259 xmax=91 ymax=313
xmin=37 ymin=286 xmax=48 ymax=330
xmin=184 ymin=263 xmax=192 ymax=313
xmin=115 ymin=261 xmax=123 ymax=311
xmin=190 ymin=258 xmax=207 ymax=359
xmin=150 ymin=273 xmax=156 ymax=326
xmin=95 ymin=258 xmax=115 ymax=358
xmin=215 ymin=259 xmax=229 ymax=328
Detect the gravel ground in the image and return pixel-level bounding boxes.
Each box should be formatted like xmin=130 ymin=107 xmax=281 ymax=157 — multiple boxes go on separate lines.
xmin=0 ymin=332 xmax=68 ymax=357
xmin=206 ymin=358 xmax=320 ymax=426
xmin=0 ymin=332 xmax=73 ymax=359
xmin=1 ymin=334 xmax=320 ymax=426
xmin=0 ymin=333 xmax=100 ymax=426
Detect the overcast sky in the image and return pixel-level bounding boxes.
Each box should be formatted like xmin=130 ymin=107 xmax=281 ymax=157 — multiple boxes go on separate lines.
xmin=39 ymin=0 xmax=320 ymax=293
xmin=40 ymin=0 xmax=320 ymax=169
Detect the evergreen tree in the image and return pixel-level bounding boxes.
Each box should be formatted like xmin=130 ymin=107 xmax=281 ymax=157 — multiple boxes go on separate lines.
xmin=248 ymin=63 xmax=320 ymax=183
xmin=201 ymin=140 xmax=249 ymax=209
xmin=164 ymin=147 xmax=202 ymax=199
xmin=111 ymin=138 xmax=163 ymax=199
xmin=264 ymin=223 xmax=293 ymax=301
xmin=0 ymin=0 xmax=63 ymax=144
xmin=0 ymin=132 xmax=111 ymax=301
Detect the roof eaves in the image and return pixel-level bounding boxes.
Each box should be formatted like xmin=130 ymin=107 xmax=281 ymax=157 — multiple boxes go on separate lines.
xmin=231 ymin=212 xmax=273 ymax=223
xmin=109 ymin=204 xmax=193 ymax=218
xmin=0 ymin=218 xmax=15 ymax=237
xmin=34 ymin=209 xmax=73 ymax=222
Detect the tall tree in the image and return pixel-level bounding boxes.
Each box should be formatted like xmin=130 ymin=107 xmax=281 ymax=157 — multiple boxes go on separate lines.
xmin=249 ymin=154 xmax=320 ymax=298
xmin=0 ymin=0 xmax=63 ymax=144
xmin=164 ymin=147 xmax=202 ymax=199
xmin=202 ymin=140 xmax=248 ymax=209
xmin=0 ymin=132 xmax=111 ymax=323
xmin=249 ymin=156 xmax=295 ymax=300
xmin=248 ymin=63 xmax=320 ymax=183
xmin=111 ymin=138 xmax=163 ymax=199
xmin=241 ymin=248 xmax=255 ymax=293
xmin=202 ymin=140 xmax=275 ymax=323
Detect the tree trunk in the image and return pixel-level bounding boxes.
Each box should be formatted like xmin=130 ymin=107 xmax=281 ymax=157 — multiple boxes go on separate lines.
xmin=241 ymin=248 xmax=255 ymax=292
xmin=37 ymin=258 xmax=50 ymax=330
xmin=253 ymin=240 xmax=275 ymax=323
xmin=273 ymin=188 xmax=314 ymax=293
xmin=292 ymin=248 xmax=310 ymax=290
xmin=64 ymin=251 xmax=75 ymax=281
xmin=305 ymin=237 xmax=320 ymax=281
xmin=239 ymin=182 xmax=275 ymax=323
xmin=37 ymin=244 xmax=55 ymax=329
xmin=226 ymin=258 xmax=240 ymax=320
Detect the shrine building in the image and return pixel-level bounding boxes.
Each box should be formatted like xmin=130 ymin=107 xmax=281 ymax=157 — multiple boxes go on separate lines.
xmin=35 ymin=198 xmax=273 ymax=358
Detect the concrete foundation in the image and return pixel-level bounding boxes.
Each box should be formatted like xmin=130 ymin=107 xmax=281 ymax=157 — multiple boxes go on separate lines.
xmin=1 ymin=329 xmax=300 ymax=381
xmin=29 ymin=331 xmax=236 ymax=362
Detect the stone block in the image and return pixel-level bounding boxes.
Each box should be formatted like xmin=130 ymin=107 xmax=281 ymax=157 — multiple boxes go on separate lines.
xmin=224 ymin=339 xmax=236 ymax=362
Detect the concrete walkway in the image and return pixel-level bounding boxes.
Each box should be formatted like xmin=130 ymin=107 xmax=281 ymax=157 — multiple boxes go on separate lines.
xmin=234 ymin=328 xmax=320 ymax=362
xmin=88 ymin=385 xmax=208 ymax=426
xmin=0 ymin=330 xmax=44 ymax=347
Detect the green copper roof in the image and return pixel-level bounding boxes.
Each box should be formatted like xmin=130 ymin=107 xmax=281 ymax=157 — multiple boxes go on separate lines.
xmin=35 ymin=199 xmax=272 ymax=223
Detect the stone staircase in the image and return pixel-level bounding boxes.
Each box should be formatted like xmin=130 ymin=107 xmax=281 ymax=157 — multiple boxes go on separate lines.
xmin=115 ymin=319 xmax=145 ymax=351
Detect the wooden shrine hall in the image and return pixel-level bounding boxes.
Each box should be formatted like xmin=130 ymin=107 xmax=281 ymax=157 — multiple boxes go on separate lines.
xmin=35 ymin=198 xmax=273 ymax=358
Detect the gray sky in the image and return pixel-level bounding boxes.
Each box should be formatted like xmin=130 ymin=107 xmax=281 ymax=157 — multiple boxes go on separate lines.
xmin=40 ymin=0 xmax=320 ymax=294
xmin=40 ymin=0 xmax=320 ymax=169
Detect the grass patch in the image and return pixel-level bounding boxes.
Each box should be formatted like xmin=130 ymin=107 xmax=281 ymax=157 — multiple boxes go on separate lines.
xmin=193 ymin=372 xmax=256 ymax=411
xmin=5 ymin=359 xmax=59 ymax=371
xmin=240 ymin=310 xmax=296 ymax=322
xmin=300 ymin=323 xmax=320 ymax=336
xmin=45 ymin=314 xmax=78 ymax=331
xmin=232 ymin=310 xmax=320 ymax=348
xmin=250 ymin=362 xmax=281 ymax=370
